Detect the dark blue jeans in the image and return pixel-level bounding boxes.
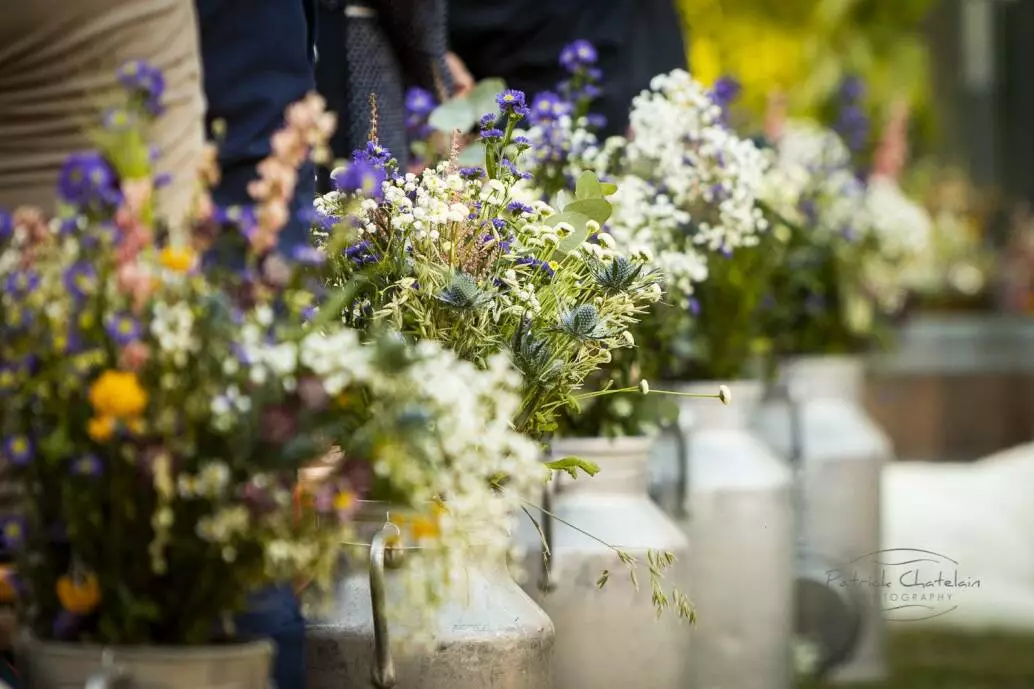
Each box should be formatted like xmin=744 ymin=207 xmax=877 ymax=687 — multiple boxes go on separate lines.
xmin=235 ymin=584 xmax=306 ymax=689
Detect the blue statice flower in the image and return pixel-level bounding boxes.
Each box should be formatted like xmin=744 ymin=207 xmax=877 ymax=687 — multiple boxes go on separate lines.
xmin=352 ymin=140 xmax=393 ymax=168
xmin=57 ymin=151 xmax=122 ymax=208
xmin=117 ymin=59 xmax=166 ymax=116
xmin=63 ymin=263 xmax=97 ymax=300
xmin=309 ymin=208 xmax=340 ymax=232
xmin=2 ymin=435 xmax=33 ymax=467
xmin=559 ymin=40 xmax=598 ymax=73
xmin=0 ymin=209 xmax=11 ymax=245
xmin=515 ymin=256 xmax=556 ymax=278
xmin=332 ymin=160 xmax=387 ymax=201
xmin=344 ymin=240 xmax=380 ymax=268
xmin=835 ymin=74 xmax=869 ymax=152
xmin=491 ymin=218 xmax=506 ymax=230
xmin=459 ymin=167 xmax=484 ymax=180
xmin=292 ymin=244 xmax=326 ymax=265
xmin=710 ymin=76 xmax=741 ymax=124
xmin=529 ymin=92 xmax=572 ymax=125
xmin=687 ymin=298 xmax=701 ymax=316
xmin=507 ymin=201 xmax=534 ymax=215
xmin=71 ymin=454 xmax=103 ymax=478
xmin=105 ymin=312 xmax=142 ymax=346
xmin=479 ymin=113 xmax=498 ymax=129
xmin=5 ymin=270 xmax=39 ymax=296
xmin=585 ymin=113 xmax=607 ymax=130
xmin=154 ymin=172 xmax=173 ymax=189
xmin=501 ymin=159 xmax=531 ymax=180
xmin=405 ymin=86 xmax=437 ymax=142
xmin=512 ymin=135 xmax=531 ymax=147
xmin=479 ymin=128 xmax=504 ymax=142
xmin=101 ymin=106 xmax=136 ymax=132
xmin=496 ymin=89 xmax=531 ymax=118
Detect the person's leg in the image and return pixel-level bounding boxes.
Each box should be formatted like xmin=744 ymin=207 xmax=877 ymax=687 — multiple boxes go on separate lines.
xmin=0 ymin=0 xmax=205 ymax=221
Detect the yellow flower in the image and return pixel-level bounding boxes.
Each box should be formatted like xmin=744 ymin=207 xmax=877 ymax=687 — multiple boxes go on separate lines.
xmin=88 ymin=370 xmax=148 ymax=419
xmin=332 ymin=490 xmax=354 ymax=512
xmin=410 ymin=515 xmax=440 ymax=541
xmin=87 ymin=416 xmax=116 ymax=442
xmin=159 ymin=246 xmax=196 ymax=273
xmin=56 ymin=572 xmax=101 ymax=615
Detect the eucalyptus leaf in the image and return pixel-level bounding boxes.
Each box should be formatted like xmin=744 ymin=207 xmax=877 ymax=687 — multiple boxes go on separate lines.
xmin=563 ymin=198 xmax=612 ymax=224
xmin=468 ymin=78 xmax=508 ymax=121
xmin=428 ymin=99 xmax=477 ymax=135
xmin=456 ymin=143 xmax=486 ymax=167
xmin=544 ymin=456 xmax=601 ymax=480
xmin=546 ymin=211 xmax=593 ymax=254
xmin=575 ymin=171 xmax=604 ymax=199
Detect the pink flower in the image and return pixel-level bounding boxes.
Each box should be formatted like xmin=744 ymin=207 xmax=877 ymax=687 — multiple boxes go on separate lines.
xmin=116 ymin=262 xmax=154 ymax=311
xmin=121 ymin=178 xmax=154 ymax=220
xmin=764 ymin=92 xmax=787 ymax=143
xmin=119 ymin=341 xmax=151 ymax=371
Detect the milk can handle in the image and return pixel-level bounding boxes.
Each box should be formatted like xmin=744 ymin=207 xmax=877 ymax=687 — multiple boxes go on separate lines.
xmin=672 ymin=413 xmax=692 ymax=519
xmin=369 ymin=529 xmax=397 ymax=689
xmin=536 ymin=442 xmax=556 ymax=593
xmin=84 ymin=650 xmax=128 ymax=689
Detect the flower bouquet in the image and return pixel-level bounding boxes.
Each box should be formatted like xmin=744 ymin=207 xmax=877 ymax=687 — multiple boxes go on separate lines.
xmin=550 ymin=69 xmax=774 ymax=437
xmin=0 ymin=62 xmax=545 ymax=662
xmin=758 ymin=103 xmax=931 ymax=360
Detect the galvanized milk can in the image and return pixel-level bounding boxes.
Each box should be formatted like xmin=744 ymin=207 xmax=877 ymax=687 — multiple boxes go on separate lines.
xmin=517 ymin=436 xmax=692 ymax=689
xmin=753 ymin=356 xmax=889 ymax=683
xmin=307 ymin=503 xmax=555 ymax=689
xmin=654 ymin=381 xmax=795 ymax=689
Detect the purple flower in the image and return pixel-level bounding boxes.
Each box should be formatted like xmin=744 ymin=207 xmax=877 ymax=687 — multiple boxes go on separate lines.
xmin=836 ymin=105 xmax=869 ymax=153
xmin=515 ymin=256 xmax=556 ymax=278
xmin=711 ymin=76 xmax=741 ymax=108
xmin=491 ymin=218 xmax=506 ymax=230
xmin=507 ymin=201 xmax=534 ymax=215
xmin=560 ymin=39 xmax=598 ymax=72
xmin=529 ymin=92 xmax=571 ymax=124
xmin=1 ymin=517 xmax=26 ymax=551
xmin=479 ymin=113 xmax=497 ymax=129
xmin=52 ymin=611 xmax=85 ymax=641
xmin=352 ymin=140 xmax=393 ymax=167
xmin=332 ymin=161 xmax=387 ymax=201
xmin=101 ymin=106 xmax=136 ymax=131
xmin=459 ymin=167 xmax=484 ymax=180
xmin=0 ymin=209 xmax=12 ymax=244
xmin=117 ymin=59 xmax=166 ymax=115
xmin=344 ymin=240 xmax=379 ymax=267
xmin=496 ymin=89 xmax=531 ymax=118
xmin=154 ymin=172 xmax=173 ymax=189
xmin=479 ymin=128 xmax=504 ymax=142
xmin=688 ymin=298 xmax=701 ymax=316
xmin=72 ymin=454 xmax=103 ymax=477
xmin=292 ymin=244 xmax=326 ymax=265
xmin=105 ymin=312 xmax=141 ymax=345
xmin=2 ymin=435 xmax=33 ymax=466
xmin=839 ymin=75 xmax=865 ymax=104
xmin=586 ymin=113 xmax=607 ymax=130
xmin=5 ymin=270 xmax=39 ymax=295
xmin=513 ymin=135 xmax=531 ymax=147
xmin=405 ymin=86 xmax=437 ymax=116
xmin=310 ymin=208 xmax=340 ymax=232
xmin=64 ymin=263 xmax=96 ymax=300
xmin=57 ymin=151 xmax=121 ymax=208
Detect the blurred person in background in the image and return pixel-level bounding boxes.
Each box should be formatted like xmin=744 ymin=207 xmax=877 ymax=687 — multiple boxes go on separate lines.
xmin=197 ymin=0 xmax=319 ymax=255
xmin=446 ymin=0 xmax=686 ymax=137
xmin=0 ymin=0 xmax=206 ymax=225
xmin=196 ymin=1 xmax=319 ymax=687
xmin=315 ymin=0 xmax=473 ymax=189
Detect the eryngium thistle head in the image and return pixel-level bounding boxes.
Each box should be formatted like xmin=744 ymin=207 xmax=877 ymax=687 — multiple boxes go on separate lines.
xmin=436 ymin=272 xmax=483 ymax=309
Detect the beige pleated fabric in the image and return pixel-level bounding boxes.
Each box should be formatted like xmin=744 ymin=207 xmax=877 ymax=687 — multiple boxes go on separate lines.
xmin=0 ymin=0 xmax=206 ymax=223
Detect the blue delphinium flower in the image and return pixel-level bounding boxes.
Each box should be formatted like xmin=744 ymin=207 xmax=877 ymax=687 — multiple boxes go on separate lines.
xmin=64 ymin=263 xmax=97 ymax=300
xmin=2 ymin=435 xmax=33 ymax=467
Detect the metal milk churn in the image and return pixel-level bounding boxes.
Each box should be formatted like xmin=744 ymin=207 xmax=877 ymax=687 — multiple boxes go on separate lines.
xmin=516 ymin=436 xmax=692 ymax=689
xmin=753 ymin=356 xmax=890 ymax=683
xmin=307 ymin=503 xmax=555 ymax=689
xmin=661 ymin=381 xmax=795 ymax=689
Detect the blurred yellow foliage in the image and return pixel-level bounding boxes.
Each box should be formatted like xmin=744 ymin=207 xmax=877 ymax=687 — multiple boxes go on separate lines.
xmin=678 ymin=0 xmax=937 ymax=145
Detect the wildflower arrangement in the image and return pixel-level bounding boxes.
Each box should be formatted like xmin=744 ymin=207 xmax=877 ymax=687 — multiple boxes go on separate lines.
xmin=516 ymin=40 xmax=608 ymax=201
xmin=554 ymin=69 xmax=777 ymax=437
xmin=0 ymin=63 xmax=545 ymax=646
xmin=313 ymin=95 xmax=663 ymax=440
xmin=758 ymin=103 xmax=931 ymax=357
